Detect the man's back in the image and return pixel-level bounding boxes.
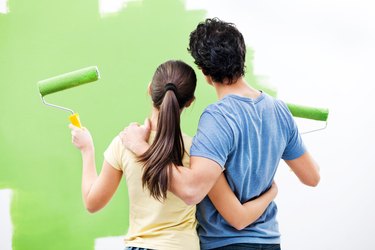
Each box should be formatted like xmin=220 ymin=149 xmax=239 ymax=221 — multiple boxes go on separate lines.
xmin=190 ymin=92 xmax=306 ymax=249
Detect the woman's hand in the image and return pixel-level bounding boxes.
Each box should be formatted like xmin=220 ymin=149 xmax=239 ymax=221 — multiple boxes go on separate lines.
xmin=269 ymin=181 xmax=278 ymax=199
xmin=69 ymin=124 xmax=94 ymax=152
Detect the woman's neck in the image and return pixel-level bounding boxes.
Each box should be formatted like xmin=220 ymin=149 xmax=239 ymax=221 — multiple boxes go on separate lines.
xmin=149 ymin=107 xmax=159 ymax=131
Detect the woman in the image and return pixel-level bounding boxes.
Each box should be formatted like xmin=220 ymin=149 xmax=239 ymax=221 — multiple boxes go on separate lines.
xmin=69 ymin=60 xmax=277 ymax=250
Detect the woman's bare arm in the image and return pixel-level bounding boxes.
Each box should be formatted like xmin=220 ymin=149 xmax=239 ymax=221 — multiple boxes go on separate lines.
xmin=208 ymin=174 xmax=277 ymax=230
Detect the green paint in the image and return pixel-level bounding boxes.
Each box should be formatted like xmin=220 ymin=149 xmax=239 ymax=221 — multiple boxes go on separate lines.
xmin=38 ymin=66 xmax=100 ymax=97
xmin=0 ymin=0 xmax=205 ymax=249
xmin=287 ymin=103 xmax=329 ymax=121
xmin=0 ymin=0 xmax=324 ymax=249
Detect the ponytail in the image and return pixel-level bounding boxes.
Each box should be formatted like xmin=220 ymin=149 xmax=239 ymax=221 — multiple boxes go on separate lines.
xmin=138 ymin=84 xmax=185 ymax=201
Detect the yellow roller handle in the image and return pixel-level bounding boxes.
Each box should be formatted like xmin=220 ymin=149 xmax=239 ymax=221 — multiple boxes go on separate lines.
xmin=69 ymin=113 xmax=82 ymax=128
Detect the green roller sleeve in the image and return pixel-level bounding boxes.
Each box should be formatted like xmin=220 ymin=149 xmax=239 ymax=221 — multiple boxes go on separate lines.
xmin=287 ymin=103 xmax=329 ymax=121
xmin=37 ymin=66 xmax=100 ymax=96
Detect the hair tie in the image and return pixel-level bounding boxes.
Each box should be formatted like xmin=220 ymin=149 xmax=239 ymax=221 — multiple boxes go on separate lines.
xmin=164 ymin=83 xmax=183 ymax=108
xmin=164 ymin=83 xmax=178 ymax=93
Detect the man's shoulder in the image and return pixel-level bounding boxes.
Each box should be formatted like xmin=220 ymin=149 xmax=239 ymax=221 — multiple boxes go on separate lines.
xmin=201 ymin=97 xmax=235 ymax=115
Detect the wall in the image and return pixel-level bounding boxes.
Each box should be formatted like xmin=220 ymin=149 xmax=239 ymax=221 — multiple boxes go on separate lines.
xmin=0 ymin=1 xmax=207 ymax=249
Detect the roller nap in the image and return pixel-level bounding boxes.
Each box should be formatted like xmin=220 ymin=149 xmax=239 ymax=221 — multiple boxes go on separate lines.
xmin=286 ymin=103 xmax=329 ymax=121
xmin=38 ymin=66 xmax=100 ymax=96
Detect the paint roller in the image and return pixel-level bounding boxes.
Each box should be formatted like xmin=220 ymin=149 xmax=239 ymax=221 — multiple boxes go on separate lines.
xmin=37 ymin=66 xmax=100 ymax=128
xmin=286 ymin=103 xmax=328 ymax=121
xmin=286 ymin=102 xmax=329 ymax=133
xmin=257 ymin=82 xmax=329 ymax=128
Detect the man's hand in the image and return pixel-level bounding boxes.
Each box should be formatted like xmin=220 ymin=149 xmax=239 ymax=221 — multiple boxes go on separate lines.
xmin=120 ymin=118 xmax=151 ymax=156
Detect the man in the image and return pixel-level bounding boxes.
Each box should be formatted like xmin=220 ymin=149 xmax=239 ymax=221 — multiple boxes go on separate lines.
xmin=121 ymin=18 xmax=320 ymax=250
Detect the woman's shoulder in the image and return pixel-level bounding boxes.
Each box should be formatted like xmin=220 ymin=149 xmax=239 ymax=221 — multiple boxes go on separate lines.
xmin=181 ymin=132 xmax=193 ymax=147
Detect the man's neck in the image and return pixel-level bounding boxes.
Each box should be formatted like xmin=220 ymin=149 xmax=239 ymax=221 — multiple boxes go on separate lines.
xmin=212 ymin=77 xmax=261 ymax=100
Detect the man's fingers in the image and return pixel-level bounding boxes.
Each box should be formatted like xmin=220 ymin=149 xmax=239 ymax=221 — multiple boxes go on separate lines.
xmin=129 ymin=122 xmax=140 ymax=127
xmin=119 ymin=130 xmax=126 ymax=139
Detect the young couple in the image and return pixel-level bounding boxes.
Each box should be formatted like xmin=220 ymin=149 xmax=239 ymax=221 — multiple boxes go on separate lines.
xmin=70 ymin=18 xmax=320 ymax=250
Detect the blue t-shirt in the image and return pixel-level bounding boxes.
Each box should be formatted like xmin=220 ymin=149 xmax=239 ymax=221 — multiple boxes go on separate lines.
xmin=190 ymin=92 xmax=305 ymax=249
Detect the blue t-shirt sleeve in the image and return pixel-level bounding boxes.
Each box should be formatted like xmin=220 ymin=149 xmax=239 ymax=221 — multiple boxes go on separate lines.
xmin=190 ymin=111 xmax=233 ymax=170
xmin=282 ymin=111 xmax=306 ymax=160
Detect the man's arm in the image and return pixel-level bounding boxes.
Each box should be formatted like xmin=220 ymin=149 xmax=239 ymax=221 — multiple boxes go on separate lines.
xmin=121 ymin=115 xmax=229 ymax=205
xmin=119 ymin=122 xmax=223 ymax=205
xmin=169 ymin=156 xmax=223 ymax=205
xmin=285 ymin=151 xmax=320 ymax=186
xmin=281 ymin=104 xmax=320 ymax=187
xmin=120 ymin=141 xmax=223 ymax=205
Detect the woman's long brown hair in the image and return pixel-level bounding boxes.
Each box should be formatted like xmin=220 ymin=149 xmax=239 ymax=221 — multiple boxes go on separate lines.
xmin=138 ymin=60 xmax=196 ymax=201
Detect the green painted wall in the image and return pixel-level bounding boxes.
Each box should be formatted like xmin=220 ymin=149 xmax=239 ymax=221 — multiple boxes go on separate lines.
xmin=0 ymin=0 xmax=266 ymax=249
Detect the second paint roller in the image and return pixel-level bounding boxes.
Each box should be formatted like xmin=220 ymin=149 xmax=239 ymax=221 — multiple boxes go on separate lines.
xmin=286 ymin=103 xmax=328 ymax=122
xmin=37 ymin=66 xmax=100 ymax=128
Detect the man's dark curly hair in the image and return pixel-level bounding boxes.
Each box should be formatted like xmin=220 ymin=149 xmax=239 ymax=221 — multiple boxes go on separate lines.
xmin=188 ymin=18 xmax=246 ymax=85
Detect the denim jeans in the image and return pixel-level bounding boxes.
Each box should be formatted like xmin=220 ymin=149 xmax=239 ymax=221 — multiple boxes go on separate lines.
xmin=125 ymin=244 xmax=280 ymax=250
xmin=211 ymin=243 xmax=281 ymax=250
xmin=125 ymin=247 xmax=154 ymax=250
